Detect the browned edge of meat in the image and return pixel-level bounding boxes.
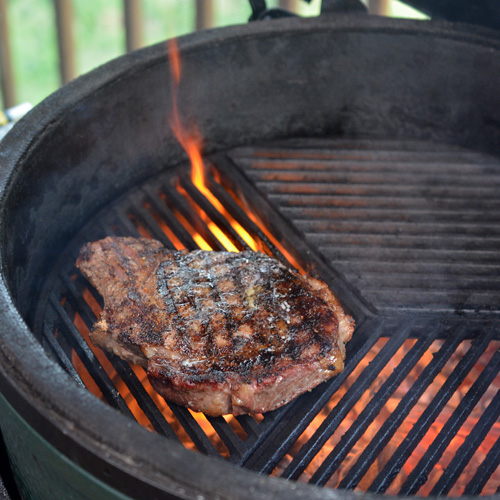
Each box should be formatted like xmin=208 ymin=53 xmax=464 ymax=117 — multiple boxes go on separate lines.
xmin=76 ymin=237 xmax=355 ymax=416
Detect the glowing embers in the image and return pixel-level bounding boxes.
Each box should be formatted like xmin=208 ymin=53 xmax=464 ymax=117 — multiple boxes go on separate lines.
xmin=271 ymin=335 xmax=500 ymax=496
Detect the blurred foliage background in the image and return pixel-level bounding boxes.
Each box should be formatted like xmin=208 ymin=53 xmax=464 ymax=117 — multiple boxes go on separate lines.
xmin=2 ymin=0 xmax=423 ymax=108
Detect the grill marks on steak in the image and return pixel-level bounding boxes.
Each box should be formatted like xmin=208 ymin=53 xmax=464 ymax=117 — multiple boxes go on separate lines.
xmin=76 ymin=237 xmax=354 ymax=416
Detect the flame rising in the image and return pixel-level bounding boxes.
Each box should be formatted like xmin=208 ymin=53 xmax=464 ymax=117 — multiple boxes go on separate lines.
xmin=168 ymin=39 xmax=206 ymax=189
xmin=167 ymin=39 xmax=259 ymax=253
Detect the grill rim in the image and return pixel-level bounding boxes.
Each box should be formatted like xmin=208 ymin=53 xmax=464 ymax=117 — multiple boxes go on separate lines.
xmin=1 ymin=14 xmax=500 ymax=500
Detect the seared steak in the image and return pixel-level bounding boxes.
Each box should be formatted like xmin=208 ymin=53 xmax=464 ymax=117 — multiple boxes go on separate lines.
xmin=76 ymin=237 xmax=354 ymax=416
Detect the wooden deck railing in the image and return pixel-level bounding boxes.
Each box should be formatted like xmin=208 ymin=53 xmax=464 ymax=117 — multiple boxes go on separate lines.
xmin=0 ymin=0 xmax=218 ymax=108
xmin=0 ymin=0 xmax=390 ymax=109
xmin=0 ymin=0 xmax=15 ymax=108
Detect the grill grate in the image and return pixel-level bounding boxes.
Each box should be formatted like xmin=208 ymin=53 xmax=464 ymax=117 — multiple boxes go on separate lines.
xmin=229 ymin=139 xmax=500 ymax=314
xmin=35 ymin=139 xmax=500 ymax=496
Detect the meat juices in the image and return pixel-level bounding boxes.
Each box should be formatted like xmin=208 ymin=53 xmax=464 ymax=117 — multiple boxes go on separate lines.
xmin=76 ymin=237 xmax=355 ymax=416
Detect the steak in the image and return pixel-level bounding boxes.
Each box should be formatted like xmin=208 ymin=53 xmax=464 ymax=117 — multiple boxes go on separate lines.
xmin=76 ymin=236 xmax=355 ymax=416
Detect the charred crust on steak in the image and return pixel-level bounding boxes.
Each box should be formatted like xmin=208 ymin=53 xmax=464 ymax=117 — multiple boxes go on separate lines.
xmin=76 ymin=236 xmax=355 ymax=416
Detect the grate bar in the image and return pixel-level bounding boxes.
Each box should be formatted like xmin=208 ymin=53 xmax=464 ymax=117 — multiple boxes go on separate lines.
xmin=400 ymin=348 xmax=500 ymax=495
xmin=164 ymin=404 xmax=221 ymax=457
xmin=235 ymin=415 xmax=262 ymax=440
xmin=337 ymin=325 xmax=470 ymax=490
xmin=258 ymin=181 xmax=500 ymax=201
xmin=141 ymin=185 xmax=199 ymax=249
xmin=321 ymin=246 xmax=500 ymax=265
xmin=234 ymin=152 xmax=487 ymax=165
xmin=431 ymin=388 xmax=500 ymax=496
xmin=276 ymin=194 xmax=500 ymax=213
xmin=128 ymin=195 xmax=179 ymax=250
xmin=206 ymin=416 xmax=246 ymax=460
xmin=103 ymin=356 xmax=180 ymax=440
xmin=42 ymin=322 xmax=86 ymax=388
xmin=336 ymin=263 xmax=500 ymax=282
xmin=309 ymin=330 xmax=439 ymax=486
xmin=464 ymin=429 xmax=500 ymax=495
xmin=247 ymin=169 xmax=500 ymax=191
xmin=178 ymin=175 xmax=248 ymax=251
xmin=203 ymin=169 xmax=278 ymax=258
xmin=305 ymin=233 xmax=500 ymax=253
xmin=269 ymin=194 xmax=500 ymax=219
xmin=368 ymin=327 xmax=496 ymax=493
xmin=357 ymin=272 xmax=500 ymax=289
xmin=250 ymin=162 xmax=499 ymax=179
xmin=280 ymin=322 xmax=412 ymax=480
xmin=230 ymin=146 xmax=492 ymax=167
xmin=231 ymin=141 xmax=492 ymax=161
xmin=360 ymin=291 xmax=499 ymax=313
xmin=49 ymin=294 xmax=134 ymax=416
xmin=235 ymin=410 xmax=286 ymax=466
xmin=160 ymin=181 xmax=226 ymax=251
xmin=290 ymin=215 xmax=500 ymax=237
xmin=109 ymin=205 xmax=143 ymax=238
xmin=61 ymin=273 xmax=101 ymax=324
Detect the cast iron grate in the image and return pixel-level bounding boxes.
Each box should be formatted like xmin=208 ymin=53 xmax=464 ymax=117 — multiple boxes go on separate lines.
xmin=35 ymin=138 xmax=500 ymax=496
xmin=227 ymin=138 xmax=500 ymax=314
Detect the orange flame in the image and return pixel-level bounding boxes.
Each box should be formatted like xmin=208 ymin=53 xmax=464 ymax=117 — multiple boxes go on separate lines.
xmin=167 ymin=39 xmax=206 ymax=189
xmin=167 ymin=39 xmax=260 ymax=253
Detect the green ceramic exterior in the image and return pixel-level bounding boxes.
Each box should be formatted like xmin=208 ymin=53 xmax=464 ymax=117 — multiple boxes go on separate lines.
xmin=0 ymin=391 xmax=131 ymax=500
